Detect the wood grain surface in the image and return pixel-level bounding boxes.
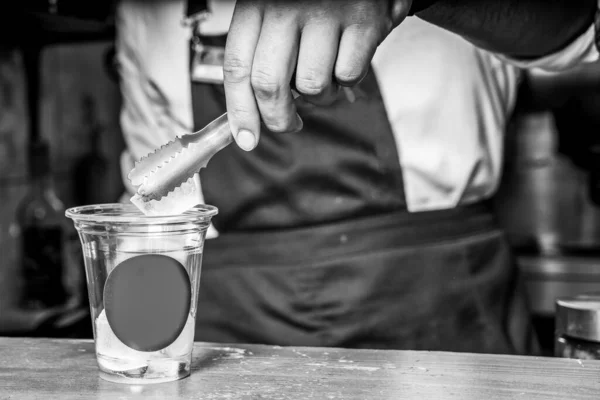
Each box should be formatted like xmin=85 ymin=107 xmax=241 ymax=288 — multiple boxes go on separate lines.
xmin=0 ymin=337 xmax=599 ymax=399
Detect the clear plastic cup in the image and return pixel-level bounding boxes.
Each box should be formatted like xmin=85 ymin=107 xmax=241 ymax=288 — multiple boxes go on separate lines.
xmin=66 ymin=203 xmax=217 ymax=384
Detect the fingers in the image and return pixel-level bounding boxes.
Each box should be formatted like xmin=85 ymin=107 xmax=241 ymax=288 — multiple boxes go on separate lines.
xmin=223 ymin=1 xmax=263 ymax=151
xmin=224 ymin=0 xmax=394 ymax=152
xmin=251 ymin=7 xmax=302 ymax=135
xmin=295 ymin=19 xmax=341 ymax=106
xmin=335 ymin=22 xmax=381 ymax=87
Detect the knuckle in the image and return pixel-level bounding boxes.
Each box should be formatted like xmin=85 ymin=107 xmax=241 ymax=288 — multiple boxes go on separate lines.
xmin=262 ymin=112 xmax=296 ymax=133
xmin=228 ymin=106 xmax=254 ymax=121
xmin=346 ymin=2 xmax=377 ymax=25
xmin=251 ymin=68 xmax=283 ymax=100
xmin=347 ymin=22 xmax=382 ymax=38
xmin=265 ymin=120 xmax=294 ymax=134
xmin=296 ymin=73 xmax=329 ymax=96
xmin=335 ymin=67 xmax=364 ymax=86
xmin=223 ymin=56 xmax=251 ymax=84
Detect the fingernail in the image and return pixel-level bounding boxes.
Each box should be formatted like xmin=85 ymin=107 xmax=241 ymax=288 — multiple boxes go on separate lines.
xmin=236 ymin=129 xmax=256 ymax=151
xmin=292 ymin=113 xmax=303 ymax=133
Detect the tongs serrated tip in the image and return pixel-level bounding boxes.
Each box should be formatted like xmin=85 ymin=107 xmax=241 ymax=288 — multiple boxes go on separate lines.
xmin=128 ymin=138 xmax=186 ymax=186
xmin=130 ymin=176 xmax=200 ymax=216
xmin=128 ymin=112 xmax=232 ymax=212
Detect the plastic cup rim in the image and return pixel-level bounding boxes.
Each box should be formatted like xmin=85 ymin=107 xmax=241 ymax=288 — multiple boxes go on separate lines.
xmin=65 ymin=203 xmax=218 ymax=225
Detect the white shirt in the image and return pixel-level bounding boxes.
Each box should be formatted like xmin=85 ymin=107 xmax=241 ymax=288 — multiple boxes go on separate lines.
xmin=116 ymin=0 xmax=599 ymax=218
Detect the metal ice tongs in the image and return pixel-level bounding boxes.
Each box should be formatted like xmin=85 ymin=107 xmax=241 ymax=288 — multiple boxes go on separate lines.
xmin=129 ymin=112 xmax=231 ymax=202
xmin=128 ymin=89 xmax=357 ymax=214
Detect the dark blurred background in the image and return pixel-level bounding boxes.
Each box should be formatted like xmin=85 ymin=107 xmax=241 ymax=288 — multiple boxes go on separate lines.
xmin=2 ymin=1 xmax=600 ymax=358
xmin=0 ymin=1 xmax=123 ymax=339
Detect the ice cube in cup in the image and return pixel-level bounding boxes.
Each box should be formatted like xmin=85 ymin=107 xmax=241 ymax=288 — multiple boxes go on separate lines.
xmin=163 ymin=313 xmax=196 ymax=358
xmin=95 ymin=310 xmax=148 ymax=372
xmin=131 ymin=177 xmax=201 ymax=216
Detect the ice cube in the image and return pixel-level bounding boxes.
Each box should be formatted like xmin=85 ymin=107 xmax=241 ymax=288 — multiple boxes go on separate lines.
xmin=97 ymin=360 xmax=148 ymax=378
xmin=131 ymin=177 xmax=200 ymax=216
xmin=147 ymin=359 xmax=182 ymax=378
xmin=95 ymin=310 xmax=148 ymax=371
xmin=163 ymin=313 xmax=195 ymax=358
xmin=114 ymin=234 xmax=189 ymax=260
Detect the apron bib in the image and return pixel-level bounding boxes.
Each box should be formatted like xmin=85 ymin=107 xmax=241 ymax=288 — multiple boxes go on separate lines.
xmin=190 ymin=34 xmax=537 ymax=355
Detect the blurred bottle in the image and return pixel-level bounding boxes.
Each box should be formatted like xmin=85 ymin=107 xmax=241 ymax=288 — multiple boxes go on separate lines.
xmin=72 ymin=94 xmax=110 ymax=205
xmin=70 ymin=95 xmax=109 ymax=317
xmin=17 ymin=140 xmax=68 ymax=310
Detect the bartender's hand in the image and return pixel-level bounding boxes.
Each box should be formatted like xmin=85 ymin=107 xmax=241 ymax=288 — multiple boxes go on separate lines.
xmin=224 ymin=0 xmax=412 ymax=151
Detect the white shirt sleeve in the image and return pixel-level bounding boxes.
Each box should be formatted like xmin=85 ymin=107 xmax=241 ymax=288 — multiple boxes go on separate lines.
xmin=116 ymin=0 xmax=193 ymax=163
xmin=498 ymin=17 xmax=599 ymax=72
xmin=373 ymin=19 xmax=522 ymax=212
xmin=116 ymin=0 xmax=219 ymax=238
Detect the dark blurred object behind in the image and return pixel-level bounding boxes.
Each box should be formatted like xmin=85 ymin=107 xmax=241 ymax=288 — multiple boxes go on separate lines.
xmin=497 ymin=61 xmax=600 ymax=255
xmin=0 ymin=2 xmax=122 ymax=339
xmin=495 ymin=60 xmax=600 ymax=355
xmin=72 ymin=94 xmax=113 ymax=206
xmin=17 ymin=140 xmax=69 ymax=311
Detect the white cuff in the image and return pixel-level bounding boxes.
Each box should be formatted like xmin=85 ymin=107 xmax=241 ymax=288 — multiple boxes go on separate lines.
xmin=499 ymin=23 xmax=599 ymax=72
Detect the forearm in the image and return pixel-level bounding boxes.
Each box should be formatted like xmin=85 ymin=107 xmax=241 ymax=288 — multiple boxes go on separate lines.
xmin=416 ymin=0 xmax=597 ymax=58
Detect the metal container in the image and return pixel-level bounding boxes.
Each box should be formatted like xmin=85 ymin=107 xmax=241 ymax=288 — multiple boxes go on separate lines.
xmin=555 ymin=294 xmax=600 ymax=359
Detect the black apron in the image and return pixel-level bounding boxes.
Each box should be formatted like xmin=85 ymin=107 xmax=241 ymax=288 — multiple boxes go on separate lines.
xmin=190 ymin=38 xmax=537 ymax=355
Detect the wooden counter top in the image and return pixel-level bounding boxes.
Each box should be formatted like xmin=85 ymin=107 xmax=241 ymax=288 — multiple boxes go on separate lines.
xmin=1 ymin=337 xmax=599 ymax=399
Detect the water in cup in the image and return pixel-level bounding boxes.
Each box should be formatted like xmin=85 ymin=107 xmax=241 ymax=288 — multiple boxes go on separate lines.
xmin=87 ymin=244 xmax=200 ymax=383
xmin=66 ymin=204 xmax=217 ymax=384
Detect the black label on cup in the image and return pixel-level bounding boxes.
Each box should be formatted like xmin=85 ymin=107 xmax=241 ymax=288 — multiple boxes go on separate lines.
xmin=103 ymin=254 xmax=191 ymax=352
